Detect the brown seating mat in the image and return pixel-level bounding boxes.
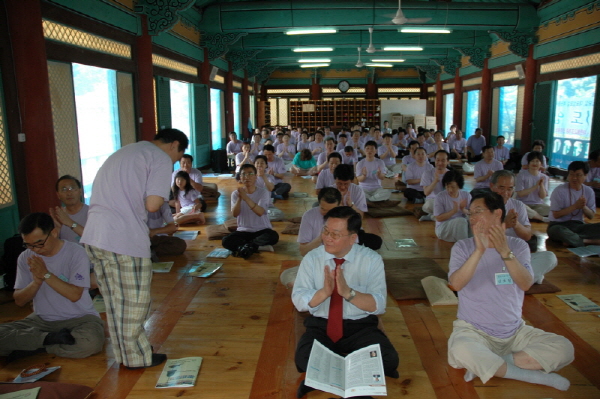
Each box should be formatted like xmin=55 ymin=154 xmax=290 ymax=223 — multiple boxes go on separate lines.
xmin=385 ymin=258 xmax=448 ymax=300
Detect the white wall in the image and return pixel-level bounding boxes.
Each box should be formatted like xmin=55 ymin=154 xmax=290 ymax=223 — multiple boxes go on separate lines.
xmin=380 ymin=99 xmax=428 ymax=126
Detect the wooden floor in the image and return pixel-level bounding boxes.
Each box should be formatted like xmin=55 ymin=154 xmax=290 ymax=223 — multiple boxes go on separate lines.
xmin=1 ymin=168 xmax=600 ymax=399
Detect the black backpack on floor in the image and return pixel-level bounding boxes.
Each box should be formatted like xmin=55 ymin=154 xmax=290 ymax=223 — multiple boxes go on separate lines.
xmin=0 ymin=234 xmax=25 ymax=290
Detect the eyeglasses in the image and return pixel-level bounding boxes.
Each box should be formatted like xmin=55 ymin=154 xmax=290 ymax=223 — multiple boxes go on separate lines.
xmin=465 ymin=209 xmax=487 ymax=218
xmin=322 ymin=227 xmax=352 ymax=240
xmin=23 ymin=232 xmax=51 ymax=249
xmin=59 ymin=186 xmax=79 ymax=192
xmin=240 ymin=172 xmax=256 ymax=177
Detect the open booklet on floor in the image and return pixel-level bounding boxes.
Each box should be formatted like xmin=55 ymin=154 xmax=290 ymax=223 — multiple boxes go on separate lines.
xmin=567 ymin=245 xmax=600 ymax=257
xmin=305 ymin=341 xmax=387 ymax=398
xmin=155 ymin=357 xmax=203 ymax=388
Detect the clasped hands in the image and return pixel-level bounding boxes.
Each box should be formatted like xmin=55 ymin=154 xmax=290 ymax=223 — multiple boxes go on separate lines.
xmin=473 ymin=221 xmax=510 ymax=258
xmin=27 ymin=256 xmax=50 ymax=284
xmin=321 ymin=264 xmax=351 ymax=300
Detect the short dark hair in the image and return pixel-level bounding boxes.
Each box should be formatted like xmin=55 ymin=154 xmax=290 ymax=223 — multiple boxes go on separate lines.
xmin=471 ymin=191 xmax=506 ymax=222
xmin=527 ymin=151 xmax=544 ymax=164
xmin=262 ymin=144 xmax=275 ymax=153
xmin=414 ymin=147 xmax=427 ymax=155
xmin=19 ymin=212 xmax=55 ymax=235
xmin=532 ymin=140 xmax=545 ymax=150
xmin=55 ymin=174 xmax=81 ymax=191
xmin=181 ymin=154 xmax=193 ymax=162
xmin=435 ymin=150 xmax=449 ymax=160
xmin=490 ymin=169 xmax=514 ymax=185
xmin=254 ymin=155 xmax=268 ymax=166
xmin=568 ymin=161 xmax=589 ymax=174
xmin=344 ymin=146 xmax=355 ymax=153
xmin=442 ymin=169 xmax=464 ymax=189
xmin=318 ymin=187 xmax=342 ymax=204
xmin=325 ymin=137 xmax=335 ymax=143
xmin=327 ymin=152 xmax=342 ymax=162
xmin=482 ymin=145 xmax=494 ymax=153
xmin=364 ymin=140 xmax=378 ymax=149
xmin=334 ymin=164 xmax=355 ymax=181
xmin=408 ymin=140 xmax=419 ymax=149
xmin=154 ymin=128 xmax=189 ymax=153
xmin=240 ymin=164 xmax=257 ymax=174
xmin=497 ymin=135 xmax=505 ymax=140
xmin=382 ymin=133 xmax=392 ymax=139
xmin=324 ymin=206 xmax=362 ymax=234
xmin=589 ymin=149 xmax=600 ymax=162
xmin=338 ymin=133 xmax=347 ymax=139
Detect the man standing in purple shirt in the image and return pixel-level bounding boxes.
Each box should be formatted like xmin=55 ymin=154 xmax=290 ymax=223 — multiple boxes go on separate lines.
xmin=547 ymin=161 xmax=600 ymax=247
xmin=448 ymin=192 xmax=574 ymax=391
xmin=472 ymin=146 xmax=503 ymax=195
xmin=81 ymin=128 xmax=188 ymax=369
xmin=466 ymin=128 xmax=486 ymax=163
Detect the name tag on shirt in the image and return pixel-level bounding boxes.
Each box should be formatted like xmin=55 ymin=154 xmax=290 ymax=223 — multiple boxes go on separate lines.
xmin=58 ymin=274 xmax=69 ymax=283
xmin=495 ymin=273 xmax=513 ymax=285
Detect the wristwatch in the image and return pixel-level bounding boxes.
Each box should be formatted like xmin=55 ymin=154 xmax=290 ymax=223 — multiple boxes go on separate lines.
xmin=70 ymin=222 xmax=78 ymax=229
xmin=502 ymin=251 xmax=516 ymax=261
xmin=345 ymin=289 xmax=356 ymax=302
xmin=43 ymin=272 xmax=52 ymax=280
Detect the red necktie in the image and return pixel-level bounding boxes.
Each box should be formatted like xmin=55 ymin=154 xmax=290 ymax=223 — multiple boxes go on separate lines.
xmin=327 ymin=258 xmax=345 ymax=343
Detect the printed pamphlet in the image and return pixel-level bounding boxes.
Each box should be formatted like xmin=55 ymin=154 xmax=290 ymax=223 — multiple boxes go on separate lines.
xmin=13 ymin=366 xmax=60 ymax=383
xmin=0 ymin=387 xmax=41 ymax=399
xmin=567 ymin=245 xmax=600 ymax=257
xmin=155 ymin=357 xmax=203 ymax=388
xmin=305 ymin=341 xmax=386 ymax=398
xmin=152 ymin=262 xmax=174 ymax=273
xmin=173 ymin=231 xmax=199 ymax=240
xmin=206 ymin=248 xmax=231 ymax=258
xmin=187 ymin=262 xmax=223 ymax=278
xmin=557 ymin=294 xmax=600 ymax=312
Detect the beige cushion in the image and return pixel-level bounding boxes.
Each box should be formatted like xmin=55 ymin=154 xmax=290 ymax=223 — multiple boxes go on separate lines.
xmin=206 ymin=224 xmax=230 ymax=240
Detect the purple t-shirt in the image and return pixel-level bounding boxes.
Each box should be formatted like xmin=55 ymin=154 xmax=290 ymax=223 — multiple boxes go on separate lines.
xmin=250 ymin=142 xmax=263 ymax=155
xmin=586 ymin=167 xmax=600 ymax=183
xmin=276 ymin=144 xmax=296 ymax=161
xmin=521 ymin=152 xmax=548 ymax=168
xmin=297 ymin=141 xmax=310 ymax=152
xmin=318 ymin=151 xmax=338 ymax=166
xmin=342 ymin=183 xmax=368 ymax=212
xmin=297 ymin=206 xmax=324 ymax=244
xmin=255 ymin=173 xmax=275 ymax=191
xmin=336 ymin=142 xmax=347 ymax=152
xmin=356 ymin=158 xmax=387 ymax=191
xmin=226 ymin=140 xmax=243 ymax=155
xmin=178 ymin=188 xmax=202 ymax=208
xmin=420 ymin=168 xmax=448 ymax=200
xmin=494 ymin=146 xmax=510 ymax=162
xmin=434 ymin=190 xmax=471 ymax=228
xmin=449 ymin=236 xmax=532 ymax=338
xmin=231 ymin=186 xmax=273 ymax=232
xmin=172 ymin=168 xmax=203 ymax=185
xmin=266 ymin=156 xmax=287 ymax=184
xmin=309 ymin=141 xmax=325 ymax=154
xmin=147 ymin=202 xmax=174 ymax=230
xmin=474 ymin=159 xmax=504 ymax=188
xmin=451 ymin=138 xmax=467 ymax=154
xmin=15 ymin=241 xmax=98 ymax=321
xmin=59 ymin=204 xmax=88 ymax=244
xmin=81 ymin=141 xmax=173 ymax=258
xmin=425 ymin=142 xmax=449 ymax=156
xmin=404 ymin=162 xmax=433 ymax=190
xmin=377 ymin=145 xmax=398 ymax=166
xmin=515 ymin=169 xmax=548 ymax=205
xmin=549 ymin=183 xmax=596 ymax=222
xmin=347 ymin=139 xmax=362 ymax=151
xmin=401 ymin=154 xmax=416 ymax=166
xmin=466 ymin=135 xmax=486 ymax=155
xmin=316 ymin=169 xmax=335 ymax=190
xmin=342 ymin=152 xmax=358 ymax=166
xmin=504 ymin=198 xmax=530 ymax=238
xmin=235 ymin=152 xmax=255 ymax=172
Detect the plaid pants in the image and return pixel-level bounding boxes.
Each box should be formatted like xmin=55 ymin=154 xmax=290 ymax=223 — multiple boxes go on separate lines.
xmin=85 ymin=245 xmax=152 ymax=367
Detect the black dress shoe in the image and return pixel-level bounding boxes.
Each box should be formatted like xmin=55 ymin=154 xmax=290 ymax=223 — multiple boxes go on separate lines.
xmin=238 ymin=243 xmax=258 ymax=259
xmin=125 ymin=353 xmax=167 ymax=370
xmin=296 ymin=379 xmax=315 ymax=398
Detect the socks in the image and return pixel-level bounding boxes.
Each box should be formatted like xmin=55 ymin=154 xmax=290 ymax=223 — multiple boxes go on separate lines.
xmin=503 ymin=363 xmax=570 ymax=391
xmin=43 ymin=328 xmax=75 ymax=346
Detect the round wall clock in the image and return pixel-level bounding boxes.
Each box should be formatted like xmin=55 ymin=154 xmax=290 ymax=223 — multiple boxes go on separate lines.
xmin=338 ymin=80 xmax=350 ymax=93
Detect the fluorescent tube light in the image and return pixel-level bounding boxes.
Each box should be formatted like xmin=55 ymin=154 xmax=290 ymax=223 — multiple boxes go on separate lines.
xmin=300 ymin=63 xmax=330 ymax=68
xmin=293 ymin=48 xmax=334 ymax=52
xmin=383 ymin=46 xmax=423 ymax=51
xmin=371 ymin=59 xmax=405 ymax=62
xmin=400 ymin=28 xmax=452 ymax=34
xmin=298 ymin=59 xmax=331 ymax=63
xmin=365 ymin=63 xmax=393 ymax=67
xmin=286 ymin=29 xmax=337 ymax=35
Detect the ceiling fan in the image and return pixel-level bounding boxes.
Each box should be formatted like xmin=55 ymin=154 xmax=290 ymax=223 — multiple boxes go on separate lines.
xmin=366 ymin=27 xmax=376 ymax=53
xmin=355 ymin=47 xmax=364 ymax=67
xmin=391 ymin=0 xmax=431 ymax=25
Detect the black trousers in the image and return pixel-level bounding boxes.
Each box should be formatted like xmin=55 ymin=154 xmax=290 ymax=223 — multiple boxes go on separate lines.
xmin=221 ymin=229 xmax=279 ymax=251
xmin=403 ymin=188 xmax=425 ymax=201
xmin=273 ymin=182 xmax=291 ymax=197
xmin=468 ymin=154 xmax=482 ymax=163
xmin=358 ymin=230 xmax=382 ymax=250
xmin=295 ymin=315 xmax=399 ymax=378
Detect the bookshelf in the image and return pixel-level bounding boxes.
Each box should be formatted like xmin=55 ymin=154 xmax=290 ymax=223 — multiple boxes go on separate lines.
xmin=288 ymin=99 xmax=380 ymax=130
xmin=257 ymin=101 xmax=271 ymax=127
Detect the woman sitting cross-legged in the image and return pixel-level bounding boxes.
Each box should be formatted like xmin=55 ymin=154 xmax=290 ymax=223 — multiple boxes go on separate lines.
xmin=222 ymin=164 xmax=279 ymax=259
xmin=433 ymin=169 xmax=471 ymax=242
xmin=172 ymin=171 xmax=206 ymax=225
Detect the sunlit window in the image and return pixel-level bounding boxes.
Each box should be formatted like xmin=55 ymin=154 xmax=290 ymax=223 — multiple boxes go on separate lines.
xmin=444 ymin=93 xmax=454 ymax=133
xmin=498 ymin=86 xmax=518 ymax=147
xmin=233 ymin=92 xmax=241 ymax=137
xmin=465 ymin=90 xmax=480 ymax=139
xmin=552 ymin=75 xmax=597 ymax=169
xmin=210 ymin=88 xmax=224 ymax=150
xmin=249 ymin=94 xmax=256 ymax=131
xmin=72 ymin=63 xmax=121 ymax=203
xmin=170 ymin=80 xmax=194 ymax=159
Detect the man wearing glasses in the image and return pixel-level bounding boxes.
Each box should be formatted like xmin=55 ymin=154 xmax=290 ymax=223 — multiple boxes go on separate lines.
xmin=221 ymin=164 xmax=279 ymax=259
xmin=0 ymin=213 xmax=104 ymax=361
xmin=49 ymin=175 xmax=87 ymax=243
xmin=292 ymin=206 xmax=399 ymax=398
xmin=447 ymin=192 xmax=573 ymax=391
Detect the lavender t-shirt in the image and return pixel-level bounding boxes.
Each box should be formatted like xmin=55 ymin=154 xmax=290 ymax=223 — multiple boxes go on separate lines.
xmin=586 ymin=167 xmax=600 ymax=183
xmin=342 ymin=152 xmax=358 ymax=166
xmin=474 ymin=159 xmax=504 ymax=188
xmin=356 ymin=158 xmax=387 ymax=191
xmin=515 ymin=170 xmax=548 ymax=205
xmin=235 ymin=152 xmax=255 ymax=172
xmin=231 ymin=186 xmax=272 ymax=232
xmin=316 ymin=169 xmax=335 ymax=190
xmin=297 ymin=141 xmax=310 ymax=152
xmin=266 ymin=157 xmax=287 ymax=184
xmin=59 ymin=204 xmax=88 ymax=244
xmin=277 ymin=144 xmax=296 ymax=161
xmin=452 ymin=138 xmax=467 ymax=154
xmin=178 ymin=188 xmax=202 ymax=208
xmin=494 ymin=146 xmax=510 ymax=162
xmin=466 ymin=135 xmax=486 ymax=155
xmin=504 ymin=198 xmax=530 ymax=238
xmin=309 ymin=141 xmax=325 ymax=154
xmin=377 ymin=145 xmax=398 ymax=166
xmin=549 ymin=183 xmax=596 ymax=222
xmin=420 ymin=168 xmax=448 ymax=199
xmin=404 ymin=162 xmax=433 ymax=190
xmin=318 ymin=151 xmax=338 ymax=166
xmin=172 ymin=168 xmax=203 ymax=186
xmin=521 ymin=152 xmax=548 ymax=168
xmin=81 ymin=141 xmax=172 ymax=258
xmin=434 ymin=190 xmax=471 ymax=228
xmin=449 ymin=236 xmax=532 ymax=338
xmin=297 ymin=206 xmax=324 ymax=244
xmin=147 ymin=202 xmax=174 ymax=230
xmin=226 ymin=140 xmax=243 ymax=155
xmin=15 ymin=241 xmax=98 ymax=321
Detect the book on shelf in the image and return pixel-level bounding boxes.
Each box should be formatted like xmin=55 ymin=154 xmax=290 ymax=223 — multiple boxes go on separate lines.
xmin=155 ymin=357 xmax=203 ymax=388
xmin=305 ymin=341 xmax=386 ymax=398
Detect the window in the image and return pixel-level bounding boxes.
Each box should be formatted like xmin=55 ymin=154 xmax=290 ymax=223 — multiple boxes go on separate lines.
xmin=249 ymin=94 xmax=256 ymax=131
xmin=210 ymin=88 xmax=224 ymax=150
xmin=465 ymin=90 xmax=480 ymax=139
xmin=233 ymin=92 xmax=242 ymax=136
xmin=444 ymin=93 xmax=454 ymax=133
xmin=498 ymin=86 xmax=518 ymax=147
xmin=170 ymin=80 xmax=194 ymax=158
xmin=551 ymin=75 xmax=597 ymax=169
xmin=72 ymin=63 xmax=121 ymax=202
